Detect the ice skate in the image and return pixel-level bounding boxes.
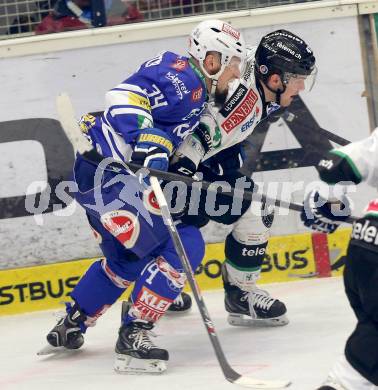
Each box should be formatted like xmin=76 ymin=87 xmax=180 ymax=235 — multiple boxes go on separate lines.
xmin=225 ymin=287 xmax=289 ymax=327
xmin=38 ymin=303 xmax=86 ymax=355
xmin=166 ymin=291 xmax=192 ymax=314
xmin=222 ymin=262 xmax=288 ymax=327
xmin=114 ymin=320 xmax=168 ymax=374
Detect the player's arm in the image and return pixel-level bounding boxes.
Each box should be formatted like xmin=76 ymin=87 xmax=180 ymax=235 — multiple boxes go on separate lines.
xmin=169 ymin=121 xmax=212 ymax=177
xmin=104 ymin=82 xmax=155 ymax=143
xmin=168 ymin=105 xmax=215 ymax=177
xmin=301 ymin=129 xmax=378 ymax=233
xmin=317 ymin=128 xmax=378 ymax=185
xmin=103 ymin=72 xmax=177 ymax=185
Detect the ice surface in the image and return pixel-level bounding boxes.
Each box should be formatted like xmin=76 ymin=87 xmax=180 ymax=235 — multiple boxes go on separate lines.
xmin=0 ymin=277 xmax=355 ymax=390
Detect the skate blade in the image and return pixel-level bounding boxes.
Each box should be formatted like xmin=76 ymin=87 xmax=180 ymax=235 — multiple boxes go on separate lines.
xmin=114 ymin=354 xmax=167 ymax=374
xmin=227 ymin=313 xmax=289 ymax=327
xmin=37 ymin=344 xmax=79 ymax=356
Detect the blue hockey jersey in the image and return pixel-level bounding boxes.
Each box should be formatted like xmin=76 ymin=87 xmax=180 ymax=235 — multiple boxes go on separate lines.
xmin=80 ymin=51 xmax=207 ymax=162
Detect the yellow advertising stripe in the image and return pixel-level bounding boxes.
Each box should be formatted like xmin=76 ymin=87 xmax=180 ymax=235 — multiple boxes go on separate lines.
xmin=0 ymin=230 xmax=352 ymax=316
xmin=0 ymin=258 xmax=96 ymax=316
xmin=188 ymin=232 xmax=318 ymax=292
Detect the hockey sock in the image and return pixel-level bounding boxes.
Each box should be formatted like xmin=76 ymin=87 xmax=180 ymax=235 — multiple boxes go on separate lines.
xmin=70 ymin=260 xmax=132 ymax=328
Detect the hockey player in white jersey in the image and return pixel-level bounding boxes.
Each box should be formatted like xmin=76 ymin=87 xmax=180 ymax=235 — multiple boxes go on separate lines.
xmin=300 ymin=128 xmax=378 ymax=390
xmin=170 ymin=30 xmax=317 ymax=326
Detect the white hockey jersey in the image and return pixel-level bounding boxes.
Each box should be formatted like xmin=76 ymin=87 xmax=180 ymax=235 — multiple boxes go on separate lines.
xmin=200 ymin=55 xmax=280 ymax=162
xmin=328 ymin=128 xmax=378 ymax=188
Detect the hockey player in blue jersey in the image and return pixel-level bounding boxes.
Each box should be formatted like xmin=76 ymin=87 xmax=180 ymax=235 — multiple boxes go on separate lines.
xmin=44 ymin=19 xmax=246 ymax=374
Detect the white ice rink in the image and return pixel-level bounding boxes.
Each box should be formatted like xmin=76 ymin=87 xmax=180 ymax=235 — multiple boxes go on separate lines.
xmin=0 ymin=277 xmax=356 ymax=390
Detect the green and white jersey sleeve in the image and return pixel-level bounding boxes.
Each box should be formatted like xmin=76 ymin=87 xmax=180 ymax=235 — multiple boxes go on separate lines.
xmin=319 ymin=128 xmax=378 ymax=187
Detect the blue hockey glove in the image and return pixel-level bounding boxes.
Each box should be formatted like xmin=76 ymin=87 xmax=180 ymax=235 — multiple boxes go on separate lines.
xmin=301 ymin=189 xmax=351 ymax=234
xmin=130 ymin=128 xmax=173 ymax=186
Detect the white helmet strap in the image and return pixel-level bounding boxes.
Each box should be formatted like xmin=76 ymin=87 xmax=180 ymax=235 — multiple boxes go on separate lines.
xmin=199 ymin=59 xmax=227 ymax=98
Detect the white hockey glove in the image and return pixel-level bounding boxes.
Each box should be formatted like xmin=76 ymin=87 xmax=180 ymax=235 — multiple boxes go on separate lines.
xmin=170 ymin=123 xmax=212 ymax=178
xmin=301 ymin=189 xmax=351 ymax=234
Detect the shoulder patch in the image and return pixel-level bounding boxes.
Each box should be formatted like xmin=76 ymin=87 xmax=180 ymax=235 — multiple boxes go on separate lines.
xmin=171 ymin=58 xmax=188 ymax=71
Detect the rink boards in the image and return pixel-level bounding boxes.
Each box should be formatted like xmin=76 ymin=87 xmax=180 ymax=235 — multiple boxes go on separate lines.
xmin=0 ymin=229 xmax=351 ymax=316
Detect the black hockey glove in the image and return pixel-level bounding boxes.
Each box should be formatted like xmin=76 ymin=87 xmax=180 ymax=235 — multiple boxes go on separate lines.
xmin=301 ymin=189 xmax=351 ymax=234
xmin=207 ymin=144 xmax=245 ymax=176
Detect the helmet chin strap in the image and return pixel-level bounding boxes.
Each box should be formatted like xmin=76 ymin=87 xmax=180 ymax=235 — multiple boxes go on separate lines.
xmin=275 ymin=88 xmax=283 ymax=105
xmin=200 ymin=60 xmax=227 ymax=100
xmin=265 ymin=75 xmax=286 ymax=105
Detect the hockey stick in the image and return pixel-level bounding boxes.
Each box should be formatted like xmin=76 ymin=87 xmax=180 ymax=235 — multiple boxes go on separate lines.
xmin=57 ymin=93 xmax=357 ymax=225
xmin=150 ymin=176 xmax=291 ymax=389
xmin=57 ymin=93 xmax=291 ymax=388
xmin=283 ymin=111 xmax=351 ymax=146
xmin=56 ymin=94 xmax=316 ymax=216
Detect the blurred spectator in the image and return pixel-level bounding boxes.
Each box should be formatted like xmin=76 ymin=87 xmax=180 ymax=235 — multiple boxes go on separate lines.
xmin=35 ymin=0 xmax=58 ymax=18
xmin=35 ymin=0 xmax=143 ymax=34
xmin=107 ymin=1 xmax=143 ymax=25
xmin=121 ymin=1 xmax=143 ymax=23
xmin=182 ymin=0 xmax=202 ymax=15
xmin=6 ymin=15 xmax=36 ymax=35
xmin=35 ymin=0 xmax=92 ymax=34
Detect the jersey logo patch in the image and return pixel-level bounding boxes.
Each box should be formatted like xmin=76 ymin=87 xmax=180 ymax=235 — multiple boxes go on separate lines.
xmin=165 ymin=72 xmax=191 ymax=100
xmin=171 ymin=58 xmax=188 ymax=71
xmin=132 ymin=286 xmax=173 ymax=322
xmin=101 ymin=210 xmax=140 ymax=249
xmin=220 ymin=84 xmax=248 ymax=117
xmin=351 ymin=218 xmax=378 ymax=248
xmin=221 ymin=23 xmax=240 ymax=40
xmin=143 ymin=189 xmax=161 ymax=216
xmin=191 ymin=87 xmax=203 ymax=102
xmin=221 ymin=89 xmax=258 ymax=133
xmin=156 ymin=256 xmax=186 ymax=291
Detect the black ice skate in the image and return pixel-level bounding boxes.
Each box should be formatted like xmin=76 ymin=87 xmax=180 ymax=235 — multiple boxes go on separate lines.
xmin=38 ymin=303 xmax=86 ymax=355
xmin=225 ymin=288 xmax=289 ymax=327
xmin=166 ymin=291 xmax=192 ymax=313
xmin=114 ymin=320 xmax=169 ymax=374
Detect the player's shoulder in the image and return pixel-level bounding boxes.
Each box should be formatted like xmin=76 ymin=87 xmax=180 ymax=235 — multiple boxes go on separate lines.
xmin=158 ymin=52 xmax=206 ymax=108
xmin=160 ymin=52 xmax=204 ymax=90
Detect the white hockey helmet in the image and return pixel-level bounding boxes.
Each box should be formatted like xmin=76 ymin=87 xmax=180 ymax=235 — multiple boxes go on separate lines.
xmin=188 ymin=19 xmax=246 ymax=86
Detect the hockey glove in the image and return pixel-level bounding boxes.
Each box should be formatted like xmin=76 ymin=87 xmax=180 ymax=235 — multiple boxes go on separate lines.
xmin=130 ymin=128 xmax=173 ymax=186
xmin=301 ymin=189 xmax=351 ymax=234
xmin=170 ymin=123 xmax=212 ymax=178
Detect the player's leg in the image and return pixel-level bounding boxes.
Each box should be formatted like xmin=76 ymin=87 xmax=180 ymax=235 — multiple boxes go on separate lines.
xmin=46 ymin=155 xmax=173 ymax=351
xmin=318 ymin=226 xmax=378 ymax=389
xmin=317 ymin=355 xmax=373 ymax=390
xmin=343 ymin=243 xmax=378 ymax=387
xmin=46 ymin=213 xmax=146 ymax=350
xmin=221 ymin=198 xmax=288 ymax=327
xmin=182 ymin=166 xmax=288 ymax=326
xmin=114 ymin=224 xmax=205 ymax=373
